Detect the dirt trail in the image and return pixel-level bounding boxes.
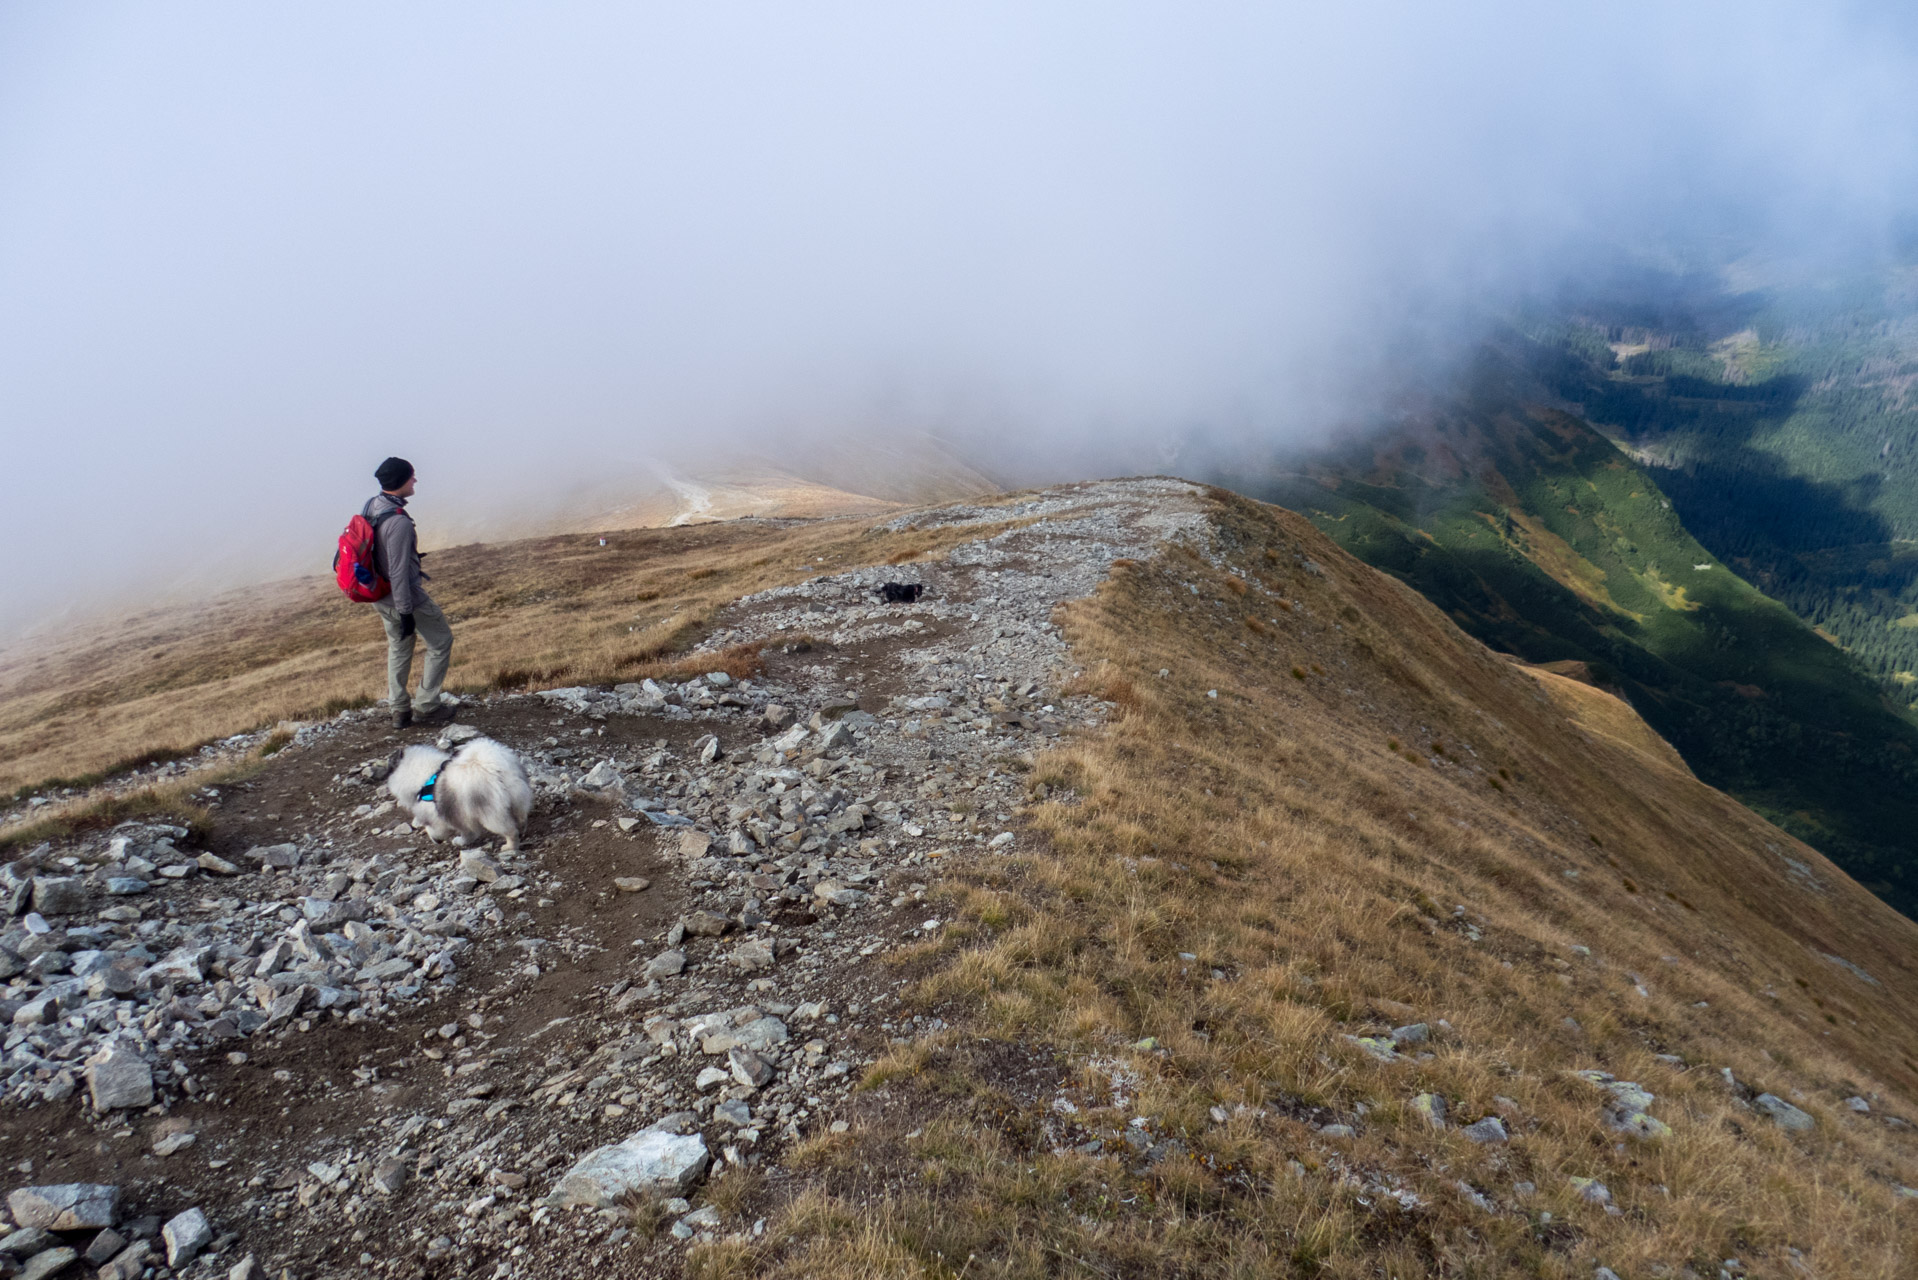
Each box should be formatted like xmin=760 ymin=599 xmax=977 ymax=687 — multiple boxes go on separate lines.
xmin=0 ymin=480 xmax=1206 ymax=1278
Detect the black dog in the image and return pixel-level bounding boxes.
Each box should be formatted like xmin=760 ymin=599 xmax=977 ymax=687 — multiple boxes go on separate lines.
xmin=876 ymin=582 xmax=924 ymax=603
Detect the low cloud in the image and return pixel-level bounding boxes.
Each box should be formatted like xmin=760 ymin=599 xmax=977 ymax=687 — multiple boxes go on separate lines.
xmin=2 ymin=2 xmax=1915 ymax=633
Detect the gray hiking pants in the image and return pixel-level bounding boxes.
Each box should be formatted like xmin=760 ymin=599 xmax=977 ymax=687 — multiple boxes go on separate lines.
xmin=373 ymin=596 xmax=453 ymax=712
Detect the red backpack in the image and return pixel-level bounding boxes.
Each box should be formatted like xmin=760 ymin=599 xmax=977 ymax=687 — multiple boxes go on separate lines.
xmin=333 ymin=508 xmax=399 ymax=603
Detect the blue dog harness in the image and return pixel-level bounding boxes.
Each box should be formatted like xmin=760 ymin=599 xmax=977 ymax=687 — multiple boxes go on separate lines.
xmin=419 ymin=770 xmax=442 ymax=805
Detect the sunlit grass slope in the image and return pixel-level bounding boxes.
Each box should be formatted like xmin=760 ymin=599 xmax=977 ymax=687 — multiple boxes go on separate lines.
xmin=1250 ymin=379 xmax=1918 ymax=918
xmin=719 ymin=488 xmax=1918 ymax=1280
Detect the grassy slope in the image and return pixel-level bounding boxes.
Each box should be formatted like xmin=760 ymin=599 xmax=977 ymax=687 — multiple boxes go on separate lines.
xmin=1241 ymin=369 xmax=1918 ymax=918
xmin=710 ymin=488 xmax=1918 ymax=1279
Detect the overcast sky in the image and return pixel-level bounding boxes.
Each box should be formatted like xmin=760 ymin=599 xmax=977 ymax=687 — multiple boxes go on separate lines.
xmin=3 ymin=2 xmax=1916 ymax=634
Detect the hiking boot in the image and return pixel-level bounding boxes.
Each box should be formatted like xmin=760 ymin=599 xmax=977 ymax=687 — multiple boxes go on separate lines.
xmin=391 ymin=705 xmax=413 ymax=729
xmin=415 ymin=704 xmax=457 ymax=727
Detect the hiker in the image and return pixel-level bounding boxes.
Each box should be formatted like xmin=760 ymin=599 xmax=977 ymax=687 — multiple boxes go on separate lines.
xmin=363 ymin=457 xmax=455 ymax=728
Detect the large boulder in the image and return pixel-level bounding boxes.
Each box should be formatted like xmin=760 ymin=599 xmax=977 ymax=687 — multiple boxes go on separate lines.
xmin=6 ymin=1183 xmax=119 ymax=1230
xmin=544 ymin=1129 xmax=708 ymax=1207
xmin=86 ymin=1041 xmax=154 ymax=1111
xmin=29 ymin=877 xmax=85 ymax=917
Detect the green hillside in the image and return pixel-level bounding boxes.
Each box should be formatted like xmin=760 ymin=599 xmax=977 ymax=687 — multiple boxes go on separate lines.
xmin=1526 ymin=263 xmax=1918 ymax=705
xmin=1239 ymin=347 xmax=1918 ymax=916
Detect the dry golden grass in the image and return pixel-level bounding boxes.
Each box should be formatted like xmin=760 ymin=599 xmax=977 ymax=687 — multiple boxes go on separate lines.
xmin=751 ymin=488 xmax=1918 ymax=1278
xmin=0 ymin=510 xmax=1014 ymax=796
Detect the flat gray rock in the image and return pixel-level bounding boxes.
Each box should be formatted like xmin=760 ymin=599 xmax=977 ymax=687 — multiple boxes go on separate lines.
xmin=1754 ymin=1093 xmax=1816 ymax=1132
xmin=1461 ymin=1116 xmax=1508 ymax=1144
xmin=544 ymin=1129 xmax=709 ymax=1206
xmin=7 ymin=1183 xmax=119 ymax=1230
xmin=0 ymin=1227 xmax=55 ymax=1257
xmin=700 ymin=1015 xmax=788 ymax=1055
xmin=18 ymin=1247 xmax=78 ymax=1280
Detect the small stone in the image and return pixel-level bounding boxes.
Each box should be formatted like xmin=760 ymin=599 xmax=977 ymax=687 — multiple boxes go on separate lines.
xmin=371 ymin=1158 xmax=409 ymax=1196
xmin=104 ymin=878 xmax=149 ymax=896
xmin=144 ymin=945 xmax=211 ymax=985
xmin=8 ymin=1184 xmax=119 ymax=1231
xmin=1344 ymin=1035 xmax=1399 ymax=1063
xmin=813 ymin=882 xmax=866 ymax=907
xmin=763 ymin=705 xmax=795 ymax=732
xmin=1754 ymin=1093 xmax=1816 ymax=1132
xmin=248 ymin=842 xmax=300 ymax=868
xmin=699 ymin=1016 xmax=789 ymax=1056
xmin=613 ymin=877 xmax=652 ymax=894
xmin=579 ymin=760 xmax=624 ymax=792
xmin=793 ymin=1001 xmax=828 ymax=1021
xmin=161 ymin=1207 xmax=212 ymax=1267
xmin=13 ymin=996 xmax=54 ymax=1025
xmin=96 ymin=1242 xmax=151 ymax=1280
xmin=705 ymin=671 xmax=732 ymax=687
xmin=1569 ymin=1176 xmax=1611 ymax=1204
xmin=729 ymin=937 xmax=775 ymax=971
xmin=642 ymin=950 xmax=687 ymax=981
xmin=988 ymin=832 xmax=1015 ymax=849
xmin=459 ymin=850 xmax=501 ymax=883
xmin=229 ymin=1254 xmax=264 ymax=1280
xmin=82 ymin=1231 xmax=126 ymax=1266
xmin=18 ymin=1247 xmax=78 ymax=1280
xmin=152 ymin=1131 xmax=197 ymax=1157
xmin=684 ymin=910 xmax=730 ymax=937
xmin=1318 ymin=1124 xmax=1355 ymax=1139
xmin=770 ymin=724 xmax=809 ymax=754
xmin=196 ymin=853 xmax=241 ymax=876
xmin=1409 ymin=1092 xmax=1447 ymax=1129
xmin=616 ymin=817 xmax=641 ymax=833
xmin=1845 ymin=1095 xmax=1871 ymax=1113
xmin=713 ymin=1099 xmax=752 ymax=1128
xmin=695 ymin=735 xmax=722 ymax=763
xmin=728 ymin=1047 xmax=774 ymax=1089
xmin=0 ymin=1228 xmax=55 ymax=1258
xmin=30 ymin=877 xmax=85 ymax=916
xmin=1461 ymin=1116 xmax=1508 ymax=1144
xmin=677 ymin=830 xmax=714 ymax=859
xmin=694 ymin=1066 xmax=731 ymax=1092
xmin=1390 ymin=1022 xmax=1429 ymax=1045
xmin=86 ymin=1042 xmax=154 ymax=1111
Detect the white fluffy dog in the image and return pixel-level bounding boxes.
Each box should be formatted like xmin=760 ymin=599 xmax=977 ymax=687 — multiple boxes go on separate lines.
xmin=387 ymin=738 xmax=532 ymax=852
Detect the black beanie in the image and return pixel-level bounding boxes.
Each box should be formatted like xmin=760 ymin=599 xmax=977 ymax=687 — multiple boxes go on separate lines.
xmin=375 ymin=457 xmax=414 ymax=491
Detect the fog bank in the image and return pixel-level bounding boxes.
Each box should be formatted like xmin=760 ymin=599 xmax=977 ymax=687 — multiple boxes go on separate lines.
xmin=3 ymin=2 xmax=1916 ymax=634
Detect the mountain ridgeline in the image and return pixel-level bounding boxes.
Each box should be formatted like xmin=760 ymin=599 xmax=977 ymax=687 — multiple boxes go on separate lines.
xmin=1244 ymin=341 xmax=1918 ymax=917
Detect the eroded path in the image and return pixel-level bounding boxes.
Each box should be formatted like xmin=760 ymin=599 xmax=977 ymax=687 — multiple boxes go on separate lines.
xmin=0 ymin=481 xmax=1206 ymax=1277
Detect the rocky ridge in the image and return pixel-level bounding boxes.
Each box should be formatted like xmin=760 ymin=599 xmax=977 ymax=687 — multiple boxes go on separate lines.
xmin=0 ymin=480 xmax=1213 ymax=1276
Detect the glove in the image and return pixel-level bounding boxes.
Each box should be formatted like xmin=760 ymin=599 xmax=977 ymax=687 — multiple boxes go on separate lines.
xmin=396 ymin=612 xmax=416 ymax=640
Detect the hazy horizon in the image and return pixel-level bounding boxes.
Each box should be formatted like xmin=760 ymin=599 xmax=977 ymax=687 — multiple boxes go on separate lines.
xmin=5 ymin=2 xmax=1918 ymax=635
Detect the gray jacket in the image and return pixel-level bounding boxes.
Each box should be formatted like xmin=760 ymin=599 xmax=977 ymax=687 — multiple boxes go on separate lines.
xmin=363 ymin=493 xmax=429 ymax=614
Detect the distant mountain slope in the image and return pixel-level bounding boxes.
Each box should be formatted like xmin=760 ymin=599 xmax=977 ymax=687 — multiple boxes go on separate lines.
xmin=1526 ymin=265 xmax=1918 ymax=706
xmin=1243 ymin=353 xmax=1918 ymax=915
